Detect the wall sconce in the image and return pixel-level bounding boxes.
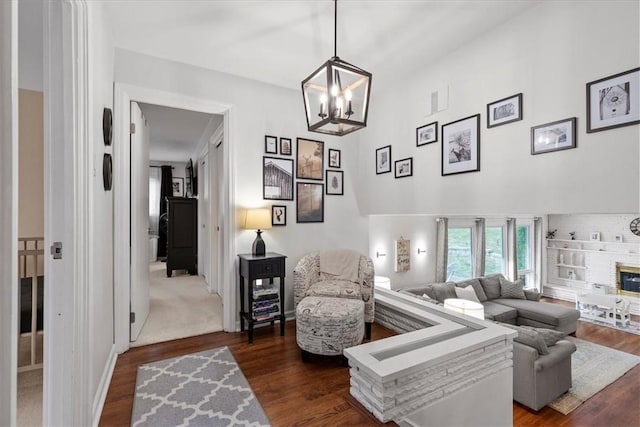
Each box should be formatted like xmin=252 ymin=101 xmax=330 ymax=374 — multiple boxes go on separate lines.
xmin=417 ymin=248 xmax=426 ymax=255
xmin=376 ymin=251 xmax=386 ymax=259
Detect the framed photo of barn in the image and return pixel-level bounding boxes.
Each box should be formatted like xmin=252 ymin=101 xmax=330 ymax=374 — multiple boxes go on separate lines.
xmin=263 ymin=156 xmax=294 ymax=200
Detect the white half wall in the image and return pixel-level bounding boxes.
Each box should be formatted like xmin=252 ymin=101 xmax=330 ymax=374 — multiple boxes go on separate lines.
xmin=358 ymin=1 xmax=640 ymax=216
xmin=114 ymin=49 xmax=369 ymax=321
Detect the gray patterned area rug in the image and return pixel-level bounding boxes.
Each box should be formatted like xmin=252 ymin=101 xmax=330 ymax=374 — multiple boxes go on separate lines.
xmin=131 ymin=346 xmax=270 ymax=427
xmin=549 ymin=338 xmax=640 ymax=415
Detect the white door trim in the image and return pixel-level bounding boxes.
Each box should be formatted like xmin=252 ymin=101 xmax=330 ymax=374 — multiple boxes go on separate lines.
xmin=113 ymin=83 xmax=237 ymax=354
xmin=0 ymin=1 xmax=18 ymax=425
xmin=43 ymin=0 xmax=92 ymax=425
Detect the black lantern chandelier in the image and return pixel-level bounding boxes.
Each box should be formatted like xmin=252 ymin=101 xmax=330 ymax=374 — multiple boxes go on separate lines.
xmin=301 ymin=0 xmax=372 ymax=136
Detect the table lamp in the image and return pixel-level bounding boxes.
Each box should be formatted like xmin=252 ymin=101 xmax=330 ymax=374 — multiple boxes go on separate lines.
xmin=244 ymin=208 xmax=271 ymax=256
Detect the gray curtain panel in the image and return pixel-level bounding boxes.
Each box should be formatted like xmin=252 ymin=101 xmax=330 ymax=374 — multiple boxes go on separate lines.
xmin=506 ymin=218 xmax=518 ymax=281
xmin=533 ymin=217 xmax=543 ymax=291
xmin=473 ymin=218 xmax=485 ymax=278
xmin=435 ymin=217 xmax=448 ymax=282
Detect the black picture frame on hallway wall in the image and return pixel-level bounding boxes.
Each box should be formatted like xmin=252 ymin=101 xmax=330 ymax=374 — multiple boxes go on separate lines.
xmin=487 ymin=93 xmax=522 ymax=128
xmin=326 ymin=170 xmax=344 ymax=195
xmin=530 ymin=117 xmax=577 ymax=155
xmin=394 ymin=157 xmax=413 ymax=179
xmin=296 ymin=138 xmax=324 ymax=180
xmin=263 ymin=156 xmax=294 ymax=200
xmin=441 ymin=114 xmax=481 ymax=176
xmin=279 ymin=137 xmax=292 ymax=155
xmin=375 ymin=145 xmax=392 ymax=174
xmin=265 ymin=135 xmax=278 ymax=154
xmin=586 ymin=67 xmax=640 ymax=133
xmin=296 ymin=182 xmax=324 ymax=223
xmin=328 ymin=148 xmax=341 ymax=168
xmin=271 ymin=205 xmax=287 ymax=226
xmin=416 ymin=121 xmax=438 ymax=146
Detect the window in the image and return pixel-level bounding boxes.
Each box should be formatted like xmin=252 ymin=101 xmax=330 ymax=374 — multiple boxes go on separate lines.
xmin=485 ymin=226 xmax=505 ymax=275
xmin=447 ymin=228 xmax=473 ymax=281
xmin=517 ymin=225 xmax=533 ymax=287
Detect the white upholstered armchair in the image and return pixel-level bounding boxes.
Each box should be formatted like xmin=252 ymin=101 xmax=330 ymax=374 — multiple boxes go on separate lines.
xmin=293 ymin=250 xmax=375 ymax=339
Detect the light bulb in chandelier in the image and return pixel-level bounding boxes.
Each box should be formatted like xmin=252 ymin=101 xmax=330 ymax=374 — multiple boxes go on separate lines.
xmin=318 ymin=93 xmax=328 ymax=118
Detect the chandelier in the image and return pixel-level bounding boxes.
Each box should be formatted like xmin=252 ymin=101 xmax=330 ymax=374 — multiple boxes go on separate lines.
xmin=301 ymin=0 xmax=372 ymax=136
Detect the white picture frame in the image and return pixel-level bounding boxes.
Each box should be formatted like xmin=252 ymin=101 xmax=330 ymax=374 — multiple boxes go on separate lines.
xmin=590 ymin=231 xmax=601 ymax=241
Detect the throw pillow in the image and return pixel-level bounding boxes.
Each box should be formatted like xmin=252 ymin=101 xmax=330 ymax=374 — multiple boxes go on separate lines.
xmin=432 ymin=282 xmax=457 ymax=303
xmin=479 ymin=274 xmax=503 ymax=300
xmin=520 ymin=326 xmax=566 ymax=347
xmin=421 ymin=293 xmax=441 ymax=305
xmin=456 ymin=278 xmax=488 ymax=302
xmin=500 ymin=323 xmax=549 ymax=355
xmin=454 ymin=286 xmax=481 ymax=303
xmin=422 ymin=284 xmax=437 ymax=301
xmin=524 ymin=289 xmax=541 ymax=301
xmin=499 ymin=277 xmax=526 ymax=299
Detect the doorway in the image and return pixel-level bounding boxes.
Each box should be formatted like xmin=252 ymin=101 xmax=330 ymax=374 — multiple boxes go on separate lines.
xmin=113 ymin=84 xmax=236 ymax=354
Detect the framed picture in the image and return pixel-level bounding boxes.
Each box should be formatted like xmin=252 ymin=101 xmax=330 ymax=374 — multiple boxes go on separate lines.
xmin=615 ymin=234 xmax=624 ymax=243
xmin=263 ymin=156 xmax=294 ymax=200
xmin=280 ymin=137 xmax=292 ymax=156
xmin=394 ymin=157 xmax=413 ymax=179
xmin=296 ymin=182 xmax=324 ymax=223
xmin=271 ymin=205 xmax=286 ymax=226
xmin=328 ymin=148 xmax=341 ymax=168
xmin=441 ymin=114 xmax=480 ymax=176
xmin=586 ymin=68 xmax=640 ymax=133
xmin=326 ymin=170 xmax=344 ymax=195
xmin=590 ymin=231 xmax=601 ymax=241
xmin=376 ymin=145 xmax=392 ymax=174
xmin=296 ymin=138 xmax=324 ymax=180
xmin=395 ymin=238 xmax=410 ymax=272
xmin=416 ymin=121 xmax=438 ymax=146
xmin=265 ymin=135 xmax=278 ymax=154
xmin=531 ymin=117 xmax=576 ymax=155
xmin=171 ymin=177 xmax=184 ymax=197
xmin=487 ymin=93 xmax=523 ymax=128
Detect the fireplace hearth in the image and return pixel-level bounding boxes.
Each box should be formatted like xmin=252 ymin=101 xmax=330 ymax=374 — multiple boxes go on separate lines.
xmin=617 ymin=263 xmax=640 ymax=296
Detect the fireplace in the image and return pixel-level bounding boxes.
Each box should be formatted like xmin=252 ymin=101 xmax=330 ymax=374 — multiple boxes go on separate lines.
xmin=617 ymin=263 xmax=640 ymax=296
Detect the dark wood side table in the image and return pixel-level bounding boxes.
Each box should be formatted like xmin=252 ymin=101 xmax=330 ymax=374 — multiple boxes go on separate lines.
xmin=238 ymin=252 xmax=286 ymax=343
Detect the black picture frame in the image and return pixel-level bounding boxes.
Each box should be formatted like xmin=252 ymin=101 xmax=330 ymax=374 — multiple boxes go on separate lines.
xmin=326 ymin=170 xmax=344 ymax=195
xmin=279 ymin=137 xmax=292 ymax=155
xmin=328 ymin=148 xmax=341 ymax=168
xmin=416 ymin=121 xmax=438 ymax=146
xmin=441 ymin=114 xmax=481 ymax=176
xmin=271 ymin=205 xmax=287 ymax=226
xmin=531 ymin=117 xmax=577 ymax=155
xmin=102 ymin=107 xmax=112 ymax=146
xmin=296 ymin=182 xmax=324 ymax=223
xmin=487 ymin=93 xmax=523 ymax=128
xmin=586 ymin=67 xmax=640 ymax=133
xmin=263 ymin=156 xmax=294 ymax=200
xmin=296 ymin=138 xmax=324 ymax=180
xmin=102 ymin=153 xmax=112 ymax=190
xmin=172 ymin=177 xmax=184 ymax=197
xmin=375 ymin=145 xmax=392 ymax=174
xmin=265 ymin=135 xmax=278 ymax=154
xmin=394 ymin=157 xmax=413 ymax=178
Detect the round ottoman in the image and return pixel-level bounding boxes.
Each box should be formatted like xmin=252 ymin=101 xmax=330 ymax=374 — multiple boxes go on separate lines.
xmin=296 ymin=296 xmax=365 ymax=356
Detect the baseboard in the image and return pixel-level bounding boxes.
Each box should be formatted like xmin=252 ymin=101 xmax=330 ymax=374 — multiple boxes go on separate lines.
xmin=91 ymin=344 xmax=117 ymax=427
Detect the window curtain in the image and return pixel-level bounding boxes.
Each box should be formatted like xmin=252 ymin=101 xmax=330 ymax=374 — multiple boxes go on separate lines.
xmin=158 ymin=165 xmax=173 ymax=258
xmin=506 ymin=218 xmax=518 ymax=281
xmin=149 ymin=167 xmax=161 ymax=236
xmin=435 ymin=217 xmax=448 ymax=282
xmin=473 ymin=218 xmax=486 ymax=278
xmin=533 ymin=217 xmax=543 ymax=291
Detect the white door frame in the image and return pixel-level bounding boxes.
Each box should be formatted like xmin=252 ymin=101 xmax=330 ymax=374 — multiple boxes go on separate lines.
xmin=43 ymin=0 xmax=93 ymax=425
xmin=0 ymin=1 xmax=18 ymax=425
xmin=113 ymin=83 xmax=237 ymax=353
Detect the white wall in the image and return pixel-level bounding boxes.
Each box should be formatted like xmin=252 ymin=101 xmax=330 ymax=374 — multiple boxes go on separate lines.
xmin=18 ymin=0 xmax=42 ymax=91
xmin=548 ymin=213 xmax=640 ymax=245
xmin=114 ymin=49 xmax=369 ymax=315
xmin=88 ymin=3 xmax=115 ymax=421
xmin=358 ymin=0 xmax=639 ymax=216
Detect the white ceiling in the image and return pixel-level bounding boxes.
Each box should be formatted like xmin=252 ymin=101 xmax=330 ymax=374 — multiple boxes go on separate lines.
xmin=102 ymin=0 xmax=538 ymax=91
xmin=138 ymin=103 xmax=223 ymax=162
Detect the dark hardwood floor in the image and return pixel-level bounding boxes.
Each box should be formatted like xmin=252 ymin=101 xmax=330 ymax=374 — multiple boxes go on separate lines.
xmin=100 ymin=299 xmax=640 ymax=427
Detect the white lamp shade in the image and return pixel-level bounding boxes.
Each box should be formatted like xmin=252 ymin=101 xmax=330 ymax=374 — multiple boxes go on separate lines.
xmin=443 ymin=298 xmax=485 ymax=320
xmin=374 ymin=276 xmax=391 ymax=289
xmin=244 ymin=208 xmax=271 ymax=230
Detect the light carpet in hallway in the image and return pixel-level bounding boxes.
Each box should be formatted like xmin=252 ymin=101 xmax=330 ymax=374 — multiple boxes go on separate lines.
xmin=132 ymin=262 xmax=223 ymax=347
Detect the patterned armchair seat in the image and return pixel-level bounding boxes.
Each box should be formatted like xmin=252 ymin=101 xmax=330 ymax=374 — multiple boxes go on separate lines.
xmin=294 ymin=250 xmax=375 ymax=340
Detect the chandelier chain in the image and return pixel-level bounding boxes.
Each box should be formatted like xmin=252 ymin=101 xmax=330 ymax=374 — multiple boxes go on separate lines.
xmin=334 ymin=0 xmax=337 ymax=58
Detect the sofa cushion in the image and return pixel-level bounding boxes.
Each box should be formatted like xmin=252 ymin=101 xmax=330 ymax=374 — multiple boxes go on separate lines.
xmin=524 ymin=289 xmax=541 ymax=301
xmin=499 ymin=277 xmax=526 ymax=299
xmin=500 ymin=323 xmax=549 ymax=355
xmin=483 ymin=301 xmax=518 ymax=323
xmin=432 ymin=282 xmax=457 ymax=303
xmin=306 ymin=280 xmax=361 ymax=299
xmin=478 ymin=274 xmax=503 ymax=300
xmin=493 ymin=298 xmax=580 ymax=327
xmin=456 ymin=278 xmax=488 ymax=302
xmin=454 ymin=286 xmax=481 ymax=303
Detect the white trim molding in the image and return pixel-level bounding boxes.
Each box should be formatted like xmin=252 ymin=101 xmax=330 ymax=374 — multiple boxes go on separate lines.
xmin=92 ymin=345 xmax=117 ymax=427
xmin=113 ymin=83 xmax=237 ymax=353
xmin=0 ymin=1 xmax=18 ymax=425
